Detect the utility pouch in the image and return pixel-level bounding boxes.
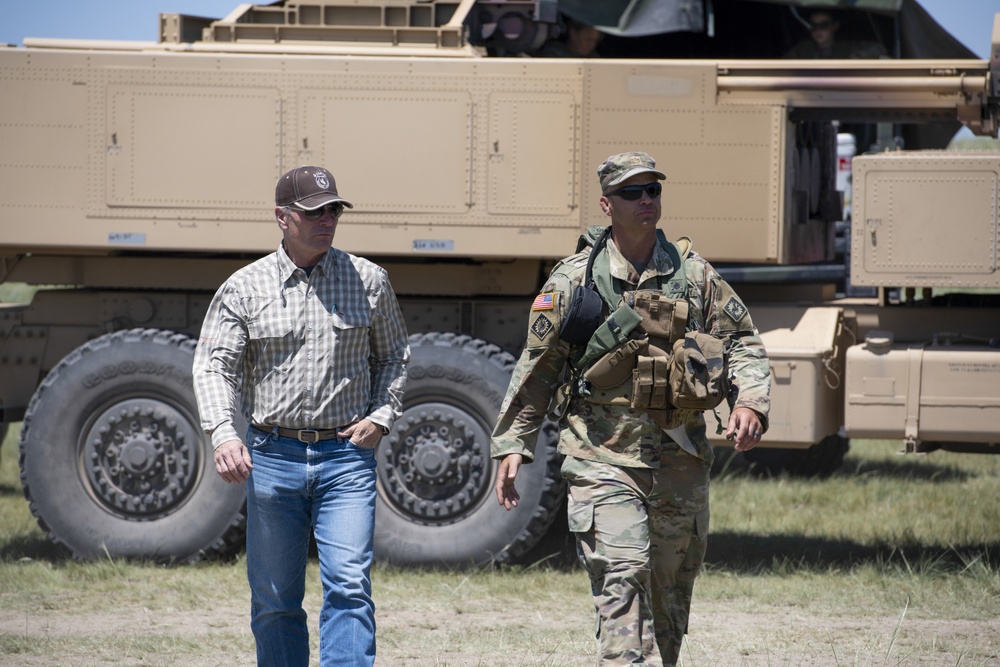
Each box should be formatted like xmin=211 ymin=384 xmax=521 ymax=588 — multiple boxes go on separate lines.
xmin=584 ymin=337 xmax=647 ymax=389
xmin=559 ymin=284 xmax=603 ymax=346
xmin=577 ymin=303 xmax=643 ymax=371
xmin=631 ymin=355 xmax=670 ymax=410
xmin=631 ymin=291 xmax=688 ymax=341
xmin=668 ymin=332 xmax=729 ymax=410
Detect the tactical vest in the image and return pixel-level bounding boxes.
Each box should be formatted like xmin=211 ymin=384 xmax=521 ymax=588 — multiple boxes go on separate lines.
xmin=554 ymin=226 xmax=729 ymax=430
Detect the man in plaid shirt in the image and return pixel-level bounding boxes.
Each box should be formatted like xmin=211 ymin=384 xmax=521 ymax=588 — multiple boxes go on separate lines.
xmin=193 ymin=165 xmax=409 ymax=667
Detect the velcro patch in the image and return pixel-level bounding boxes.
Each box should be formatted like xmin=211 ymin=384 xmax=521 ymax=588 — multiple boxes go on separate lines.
xmin=530 ymin=313 xmax=554 ymax=340
xmin=723 ymin=296 xmax=748 ymax=322
xmin=532 ymin=292 xmax=555 ymax=311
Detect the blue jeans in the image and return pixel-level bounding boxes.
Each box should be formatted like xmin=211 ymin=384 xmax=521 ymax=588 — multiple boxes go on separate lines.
xmin=245 ymin=427 xmax=377 ymax=667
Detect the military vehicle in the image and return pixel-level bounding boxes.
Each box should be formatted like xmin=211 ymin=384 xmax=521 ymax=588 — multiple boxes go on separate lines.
xmin=1 ymin=0 xmax=997 ymax=567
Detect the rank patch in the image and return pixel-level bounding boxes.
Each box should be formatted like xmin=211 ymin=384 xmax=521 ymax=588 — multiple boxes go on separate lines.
xmin=532 ymin=292 xmax=555 ymax=311
xmin=723 ymin=296 xmax=748 ymax=322
xmin=530 ymin=313 xmax=554 ymax=340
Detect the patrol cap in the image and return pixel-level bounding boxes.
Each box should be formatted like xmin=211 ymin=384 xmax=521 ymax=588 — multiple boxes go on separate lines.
xmin=597 ymin=152 xmax=666 ymax=192
xmin=275 ymin=166 xmax=353 ymax=210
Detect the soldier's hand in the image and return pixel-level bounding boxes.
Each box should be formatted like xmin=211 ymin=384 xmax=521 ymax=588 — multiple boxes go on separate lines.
xmin=214 ymin=439 xmax=253 ymax=483
xmin=495 ymin=454 xmax=522 ymax=511
xmin=727 ymin=407 xmax=763 ymax=452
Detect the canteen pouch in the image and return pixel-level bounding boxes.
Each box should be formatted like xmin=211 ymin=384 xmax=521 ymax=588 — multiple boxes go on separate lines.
xmin=668 ymin=331 xmax=729 ymax=410
xmin=584 ymin=337 xmax=647 ymax=389
xmin=559 ymin=284 xmax=604 ymax=346
xmin=576 ymin=303 xmax=643 ymax=371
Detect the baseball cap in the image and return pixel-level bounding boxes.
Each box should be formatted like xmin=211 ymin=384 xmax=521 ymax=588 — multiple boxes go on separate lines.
xmin=275 ymin=166 xmax=353 ymax=210
xmin=597 ymin=152 xmax=666 ymax=192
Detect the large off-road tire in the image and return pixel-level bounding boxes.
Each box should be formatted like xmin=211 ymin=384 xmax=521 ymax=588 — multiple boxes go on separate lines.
xmin=374 ymin=333 xmax=564 ymax=567
xmin=19 ymin=329 xmax=246 ymax=562
xmin=741 ymin=433 xmax=849 ymax=478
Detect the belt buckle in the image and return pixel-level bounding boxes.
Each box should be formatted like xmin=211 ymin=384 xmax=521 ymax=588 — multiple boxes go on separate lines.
xmin=297 ymin=429 xmax=320 ymax=443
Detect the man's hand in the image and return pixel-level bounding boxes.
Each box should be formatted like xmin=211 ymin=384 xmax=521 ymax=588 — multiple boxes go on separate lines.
xmin=338 ymin=418 xmax=384 ymax=450
xmin=214 ymin=439 xmax=253 ymax=483
xmin=494 ymin=454 xmax=523 ymax=511
xmin=726 ymin=407 xmax=764 ymax=452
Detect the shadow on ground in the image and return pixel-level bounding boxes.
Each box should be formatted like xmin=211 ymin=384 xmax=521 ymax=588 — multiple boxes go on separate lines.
xmin=706 ymin=532 xmax=1000 ymax=572
xmin=510 ymin=446 xmax=996 ymax=573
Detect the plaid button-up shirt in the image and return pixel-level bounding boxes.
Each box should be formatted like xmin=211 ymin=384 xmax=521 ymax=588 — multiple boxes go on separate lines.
xmin=193 ymin=243 xmax=410 ymax=449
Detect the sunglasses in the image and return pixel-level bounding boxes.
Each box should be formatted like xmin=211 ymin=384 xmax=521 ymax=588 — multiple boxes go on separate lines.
xmin=605 ymin=183 xmax=662 ymax=200
xmin=810 ymin=20 xmax=833 ymax=30
xmin=290 ymin=202 xmax=344 ymax=220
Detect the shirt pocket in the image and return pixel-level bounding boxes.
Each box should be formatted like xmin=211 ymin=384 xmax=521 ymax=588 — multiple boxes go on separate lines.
xmin=247 ymin=313 xmax=295 ymax=341
xmin=328 ymin=307 xmax=372 ymax=362
xmin=246 ymin=310 xmax=297 ymax=383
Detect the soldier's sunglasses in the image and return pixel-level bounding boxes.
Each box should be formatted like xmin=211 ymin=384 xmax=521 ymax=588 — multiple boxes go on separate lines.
xmin=605 ymin=183 xmax=662 ymax=200
xmin=291 ymin=202 xmax=344 ymax=220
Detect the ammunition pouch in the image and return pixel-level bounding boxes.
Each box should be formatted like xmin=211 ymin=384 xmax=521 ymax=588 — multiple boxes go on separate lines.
xmin=632 ymin=354 xmax=670 ymax=410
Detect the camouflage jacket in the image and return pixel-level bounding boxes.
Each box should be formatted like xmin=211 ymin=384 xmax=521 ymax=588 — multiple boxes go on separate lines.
xmin=490 ymin=227 xmax=771 ymax=468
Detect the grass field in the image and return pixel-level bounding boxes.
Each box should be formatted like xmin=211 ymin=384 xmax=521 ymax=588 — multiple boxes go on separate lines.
xmin=1 ymin=426 xmax=999 ymax=666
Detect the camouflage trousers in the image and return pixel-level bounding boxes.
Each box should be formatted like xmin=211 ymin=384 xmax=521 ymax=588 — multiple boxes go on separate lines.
xmin=562 ymin=445 xmax=710 ymax=667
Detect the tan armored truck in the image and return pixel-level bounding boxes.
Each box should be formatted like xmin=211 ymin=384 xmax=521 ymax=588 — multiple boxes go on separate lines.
xmin=1 ymin=0 xmax=998 ymax=567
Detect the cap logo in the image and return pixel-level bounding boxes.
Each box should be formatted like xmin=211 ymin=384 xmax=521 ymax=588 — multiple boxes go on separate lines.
xmin=314 ymin=171 xmax=330 ymax=189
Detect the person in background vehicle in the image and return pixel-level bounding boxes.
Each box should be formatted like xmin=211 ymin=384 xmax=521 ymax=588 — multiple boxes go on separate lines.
xmin=785 ymin=9 xmax=887 ymax=59
xmin=490 ymin=151 xmax=771 ymax=666
xmin=785 ymin=9 xmax=887 ymax=155
xmin=538 ymin=15 xmax=603 ymax=57
xmin=193 ymin=165 xmax=409 ymax=667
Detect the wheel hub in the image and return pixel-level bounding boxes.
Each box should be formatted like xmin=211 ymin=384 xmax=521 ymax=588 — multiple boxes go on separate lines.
xmin=83 ymin=398 xmax=201 ymax=518
xmin=377 ymin=401 xmax=491 ymax=524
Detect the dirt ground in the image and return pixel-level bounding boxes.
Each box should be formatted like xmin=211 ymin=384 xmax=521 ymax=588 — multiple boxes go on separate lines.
xmin=2 ymin=591 xmax=998 ymax=666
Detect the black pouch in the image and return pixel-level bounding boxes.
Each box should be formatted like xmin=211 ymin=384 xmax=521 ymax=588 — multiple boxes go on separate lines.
xmin=559 ymin=285 xmax=603 ymax=346
xmin=559 ymin=226 xmax=612 ymax=346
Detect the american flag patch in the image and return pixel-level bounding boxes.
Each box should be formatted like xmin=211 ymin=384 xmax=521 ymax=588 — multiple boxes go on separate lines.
xmin=532 ymin=292 xmax=555 ymax=311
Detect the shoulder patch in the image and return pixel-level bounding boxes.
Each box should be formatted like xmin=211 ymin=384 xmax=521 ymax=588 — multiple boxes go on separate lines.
xmin=530 ymin=313 xmax=555 ymax=340
xmin=723 ymin=296 xmax=748 ymax=322
xmin=532 ymin=292 xmax=555 ymax=311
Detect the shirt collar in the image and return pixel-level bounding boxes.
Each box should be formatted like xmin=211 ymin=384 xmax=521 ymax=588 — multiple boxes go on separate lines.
xmin=276 ymin=243 xmax=339 ymax=284
xmin=606 ymin=233 xmax=676 ymax=285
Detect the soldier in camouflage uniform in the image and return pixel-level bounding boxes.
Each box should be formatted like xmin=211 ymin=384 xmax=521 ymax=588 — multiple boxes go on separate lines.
xmin=490 ymin=152 xmax=770 ymax=666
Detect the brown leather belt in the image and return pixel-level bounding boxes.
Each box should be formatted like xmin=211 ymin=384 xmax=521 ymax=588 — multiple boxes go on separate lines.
xmin=252 ymin=423 xmax=342 ymax=443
